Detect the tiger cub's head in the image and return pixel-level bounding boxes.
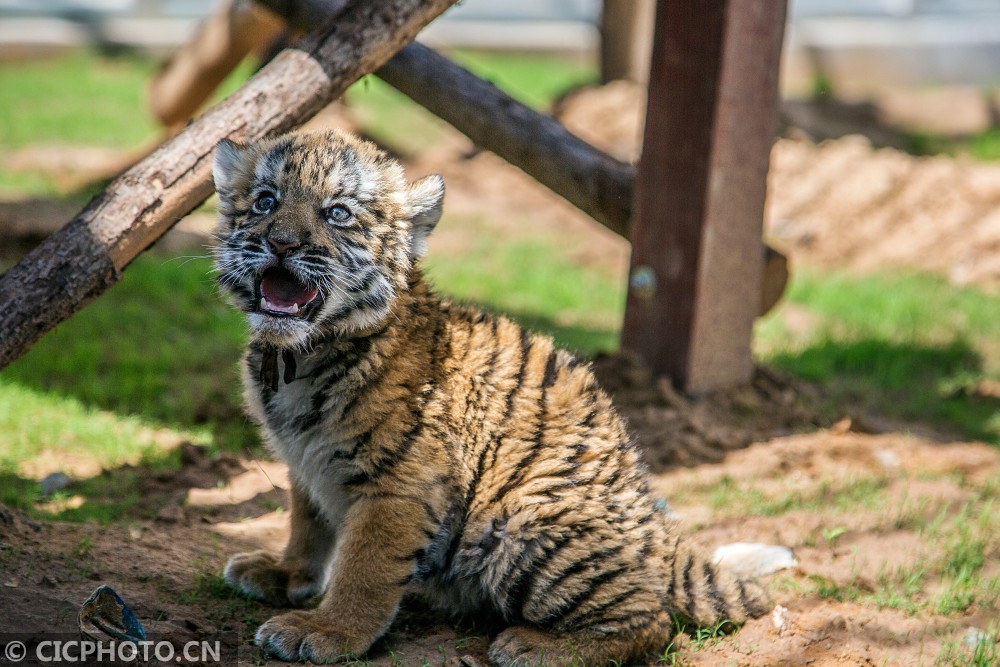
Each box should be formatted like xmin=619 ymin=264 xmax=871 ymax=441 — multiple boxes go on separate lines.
xmin=212 ymin=130 xmax=444 ymax=348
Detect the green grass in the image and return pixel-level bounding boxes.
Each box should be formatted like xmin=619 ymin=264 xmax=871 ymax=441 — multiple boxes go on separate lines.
xmin=755 ymin=270 xmax=1000 ymax=444
xmin=0 ymin=49 xmax=255 ymax=196
xmin=0 ymin=49 xmax=261 ymax=150
xmin=907 ymin=127 xmax=1000 ymax=161
xmin=805 ymin=489 xmax=1000 ymax=618
xmin=0 ymin=378 xmax=197 ymax=469
xmin=0 ymin=50 xmax=158 ymax=150
xmin=1 ymin=255 xmax=251 ymax=450
xmin=709 ymin=475 xmax=887 ymax=518
xmin=423 ymin=237 xmax=623 ymax=355
xmin=936 ymin=624 xmax=999 ymax=666
xmin=448 ymin=51 xmax=596 ymax=111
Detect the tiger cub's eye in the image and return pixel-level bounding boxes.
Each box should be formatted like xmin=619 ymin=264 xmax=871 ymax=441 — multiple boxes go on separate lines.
xmin=326 ymin=204 xmax=352 ymax=225
xmin=252 ymin=193 xmax=277 ymax=215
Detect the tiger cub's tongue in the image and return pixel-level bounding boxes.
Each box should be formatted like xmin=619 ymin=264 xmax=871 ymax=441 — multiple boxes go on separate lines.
xmin=260 ymin=267 xmax=318 ymax=310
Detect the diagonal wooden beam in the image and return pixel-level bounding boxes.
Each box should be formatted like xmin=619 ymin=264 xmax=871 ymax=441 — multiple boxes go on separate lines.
xmin=376 ymin=43 xmax=634 ymax=237
xmin=0 ymin=0 xmax=459 ymax=369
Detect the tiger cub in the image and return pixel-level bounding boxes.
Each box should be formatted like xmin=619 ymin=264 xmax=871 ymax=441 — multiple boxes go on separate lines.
xmin=213 ymin=129 xmax=771 ymax=666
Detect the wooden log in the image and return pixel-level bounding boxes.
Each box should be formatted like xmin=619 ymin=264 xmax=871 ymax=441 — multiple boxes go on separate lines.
xmin=0 ymin=0 xmax=459 ymax=369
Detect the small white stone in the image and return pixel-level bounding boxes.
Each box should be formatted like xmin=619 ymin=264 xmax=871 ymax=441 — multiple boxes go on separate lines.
xmin=963 ymin=626 xmax=987 ymax=650
xmin=772 ymin=604 xmax=789 ymax=632
xmin=874 ymin=449 xmax=899 ymax=469
xmin=712 ymin=543 xmax=798 ymax=578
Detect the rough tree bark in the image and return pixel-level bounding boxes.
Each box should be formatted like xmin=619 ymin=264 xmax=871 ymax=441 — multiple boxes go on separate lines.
xmin=0 ymin=0 xmax=458 ymax=369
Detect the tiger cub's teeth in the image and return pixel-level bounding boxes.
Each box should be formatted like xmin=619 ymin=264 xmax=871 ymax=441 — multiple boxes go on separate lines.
xmin=259 ymin=297 xmax=300 ymax=315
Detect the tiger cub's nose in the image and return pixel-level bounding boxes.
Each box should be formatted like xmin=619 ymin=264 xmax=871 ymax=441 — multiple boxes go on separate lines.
xmin=267 ymin=236 xmax=302 ymax=256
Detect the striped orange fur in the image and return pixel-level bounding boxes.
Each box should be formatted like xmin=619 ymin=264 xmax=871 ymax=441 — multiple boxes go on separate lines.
xmin=213 ymin=130 xmax=771 ymax=666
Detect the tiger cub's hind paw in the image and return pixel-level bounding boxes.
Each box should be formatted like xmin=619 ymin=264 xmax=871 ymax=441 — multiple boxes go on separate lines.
xmin=488 ymin=627 xmax=580 ymax=667
xmin=223 ymin=550 xmax=322 ymax=607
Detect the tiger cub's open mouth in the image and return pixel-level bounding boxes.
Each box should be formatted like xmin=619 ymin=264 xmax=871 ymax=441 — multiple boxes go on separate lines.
xmin=256 ymin=266 xmax=320 ymax=318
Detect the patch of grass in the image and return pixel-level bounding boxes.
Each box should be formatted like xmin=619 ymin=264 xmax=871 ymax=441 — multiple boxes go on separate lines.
xmin=709 ymin=475 xmax=886 ymax=518
xmin=0 ymin=446 xmax=181 ymax=524
xmin=424 ymin=238 xmax=624 ymax=356
xmin=755 ymin=271 xmax=1000 ymax=444
xmin=805 ymin=489 xmax=1000 ymax=618
xmin=821 ymin=525 xmax=848 ymax=544
xmin=935 ymin=624 xmax=999 ymax=667
xmin=870 ymin=565 xmax=926 ymax=614
xmin=180 ymin=568 xmax=265 ymax=635
xmin=448 ymin=50 xmax=596 ymax=111
xmin=810 ymin=72 xmax=834 ymax=101
xmin=930 ymin=502 xmax=996 ymax=615
xmin=967 ymin=128 xmax=1000 ymax=161
xmin=813 ymin=565 xmax=928 ymax=614
xmin=809 ymin=574 xmax=861 ymax=603
xmin=0 ymin=254 xmax=255 ymax=454
xmin=0 ymin=49 xmax=254 ymax=196
xmin=674 ymin=616 xmax=736 ymax=648
xmin=0 ymin=377 xmax=197 ymax=470
xmin=658 ymin=617 xmax=737 ymax=665
xmin=0 ymin=50 xmax=157 ymax=149
xmin=0 ymin=49 xmax=258 ymax=150
xmin=905 ymin=127 xmax=1000 ymax=162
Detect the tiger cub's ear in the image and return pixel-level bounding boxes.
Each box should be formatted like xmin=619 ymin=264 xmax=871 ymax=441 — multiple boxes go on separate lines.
xmin=406 ymin=175 xmax=445 ymax=259
xmin=213 ymin=139 xmax=249 ymax=199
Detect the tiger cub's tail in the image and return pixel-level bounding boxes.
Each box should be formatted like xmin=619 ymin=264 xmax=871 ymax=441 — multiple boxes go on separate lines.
xmin=664 ymin=539 xmax=773 ymax=627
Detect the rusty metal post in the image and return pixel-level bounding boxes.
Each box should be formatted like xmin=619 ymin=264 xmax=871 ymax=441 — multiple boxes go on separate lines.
xmin=621 ymin=0 xmax=787 ymax=393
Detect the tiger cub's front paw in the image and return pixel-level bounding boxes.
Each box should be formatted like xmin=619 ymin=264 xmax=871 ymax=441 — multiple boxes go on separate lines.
xmin=224 ymin=551 xmax=322 ymax=607
xmin=256 ymin=610 xmax=365 ymax=663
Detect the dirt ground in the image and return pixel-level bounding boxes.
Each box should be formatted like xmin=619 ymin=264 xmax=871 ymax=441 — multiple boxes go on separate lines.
xmin=2 ymin=82 xmax=1000 ymax=665
xmin=3 ymin=430 xmax=997 ymax=666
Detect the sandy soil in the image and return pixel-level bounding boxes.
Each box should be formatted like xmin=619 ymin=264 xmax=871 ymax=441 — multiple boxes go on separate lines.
xmin=2 ymin=83 xmax=1000 ymax=665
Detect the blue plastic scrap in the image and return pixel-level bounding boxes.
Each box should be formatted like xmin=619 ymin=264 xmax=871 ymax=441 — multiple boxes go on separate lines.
xmin=78 ymin=585 xmax=146 ymax=643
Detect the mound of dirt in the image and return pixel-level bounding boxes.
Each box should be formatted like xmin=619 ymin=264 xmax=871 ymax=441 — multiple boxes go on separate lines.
xmin=554 ymin=81 xmax=1000 ymax=288
xmin=592 ymin=352 xmax=821 ymax=472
